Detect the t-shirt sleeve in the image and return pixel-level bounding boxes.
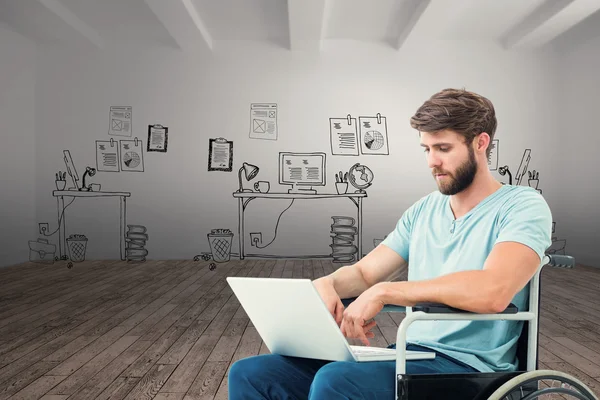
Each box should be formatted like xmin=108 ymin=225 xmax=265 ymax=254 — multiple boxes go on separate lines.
xmin=381 ymin=199 xmax=422 ymax=262
xmin=495 ymin=189 xmax=553 ymax=262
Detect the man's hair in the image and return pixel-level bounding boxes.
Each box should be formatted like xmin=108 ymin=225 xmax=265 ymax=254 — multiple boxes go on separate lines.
xmin=410 ymin=88 xmax=497 ymax=159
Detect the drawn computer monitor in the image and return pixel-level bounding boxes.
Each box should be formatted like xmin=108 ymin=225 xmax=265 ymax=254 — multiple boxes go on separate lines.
xmin=279 ymin=152 xmax=326 ymax=194
xmin=63 ymin=150 xmax=80 ymax=190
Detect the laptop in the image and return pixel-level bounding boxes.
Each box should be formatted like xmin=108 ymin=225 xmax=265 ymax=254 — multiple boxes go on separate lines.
xmin=226 ymin=277 xmax=436 ymax=362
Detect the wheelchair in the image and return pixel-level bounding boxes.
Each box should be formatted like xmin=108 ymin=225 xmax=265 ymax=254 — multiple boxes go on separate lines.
xmin=342 ymin=254 xmax=598 ymax=399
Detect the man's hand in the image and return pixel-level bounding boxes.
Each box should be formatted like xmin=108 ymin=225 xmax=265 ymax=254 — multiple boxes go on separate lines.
xmin=340 ymin=284 xmax=386 ymax=346
xmin=313 ymin=277 xmax=344 ymax=326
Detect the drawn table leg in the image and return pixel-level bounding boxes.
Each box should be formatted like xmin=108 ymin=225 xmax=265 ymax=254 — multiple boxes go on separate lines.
xmin=238 ymin=197 xmax=244 ymax=260
xmin=57 ymin=195 xmax=65 ymax=259
xmin=357 ymin=197 xmax=362 ymax=261
xmin=120 ymin=196 xmax=126 ymax=261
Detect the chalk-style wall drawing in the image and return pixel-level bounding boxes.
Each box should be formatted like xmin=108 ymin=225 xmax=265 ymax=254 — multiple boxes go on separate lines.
xmin=334 ymin=170 xmax=349 ymax=194
xmin=488 ymin=139 xmax=499 ymax=171
xmin=35 ymin=149 xmax=134 ymax=267
xmin=96 ymin=139 xmax=120 ymax=172
xmin=527 ymin=170 xmax=540 ymax=192
xmin=109 ymin=106 xmax=132 ymax=137
xmin=147 ymin=124 xmax=168 ymax=152
xmin=359 ymin=113 xmax=389 ymax=155
xmin=347 ymin=162 xmax=374 ymax=193
xmin=126 ymin=225 xmax=148 ymax=262
xmin=514 ymin=149 xmax=531 ymax=186
xmin=208 ymin=137 xmax=233 ymax=172
xmin=231 ymin=155 xmax=369 ymax=261
xmin=279 ymin=152 xmax=326 ymax=194
xmin=547 ymin=221 xmax=567 ymax=255
xmin=498 ymin=165 xmax=512 ymax=185
xmin=194 ymin=228 xmax=234 ymax=269
xmin=331 ymin=216 xmax=358 ymax=263
xmin=330 ymin=114 xmax=359 ymax=155
xmin=120 ymin=137 xmax=144 ymax=172
xmin=249 ymin=103 xmax=278 ymax=140
xmin=28 ymin=238 xmax=56 ymax=264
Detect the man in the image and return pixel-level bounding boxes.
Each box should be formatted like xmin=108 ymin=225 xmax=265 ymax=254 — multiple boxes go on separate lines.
xmin=228 ymin=88 xmax=552 ymax=399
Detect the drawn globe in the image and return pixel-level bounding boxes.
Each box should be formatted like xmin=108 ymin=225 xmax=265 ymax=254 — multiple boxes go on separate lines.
xmin=348 ymin=163 xmax=374 ymax=192
xmin=364 ymin=130 xmax=385 ymax=151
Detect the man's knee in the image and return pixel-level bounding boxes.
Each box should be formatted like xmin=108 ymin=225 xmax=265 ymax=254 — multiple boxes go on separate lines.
xmin=309 ymin=363 xmax=358 ymax=397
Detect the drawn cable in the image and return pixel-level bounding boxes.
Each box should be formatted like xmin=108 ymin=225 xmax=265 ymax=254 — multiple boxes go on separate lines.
xmin=254 ymin=199 xmax=295 ymax=249
xmin=42 ymin=197 xmax=77 ymax=237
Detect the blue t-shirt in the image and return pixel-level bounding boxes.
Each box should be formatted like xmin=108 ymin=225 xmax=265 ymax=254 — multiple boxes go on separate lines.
xmin=381 ymin=184 xmax=552 ymax=372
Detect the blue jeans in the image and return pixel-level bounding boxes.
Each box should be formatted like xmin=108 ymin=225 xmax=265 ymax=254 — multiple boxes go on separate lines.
xmin=228 ymin=344 xmax=479 ymax=399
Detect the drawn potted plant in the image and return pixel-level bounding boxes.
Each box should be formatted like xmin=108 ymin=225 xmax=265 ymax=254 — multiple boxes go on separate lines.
xmin=335 ymin=170 xmax=348 ymax=194
xmin=527 ymin=170 xmax=539 ymax=189
xmin=55 ymin=171 xmax=66 ymax=190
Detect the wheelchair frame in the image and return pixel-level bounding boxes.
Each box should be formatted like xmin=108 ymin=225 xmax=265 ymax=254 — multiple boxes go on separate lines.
xmin=345 ymin=254 xmax=598 ymax=399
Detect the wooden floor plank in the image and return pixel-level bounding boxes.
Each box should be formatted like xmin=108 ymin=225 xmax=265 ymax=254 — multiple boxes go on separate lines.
xmin=0 ymin=259 xmax=598 ymax=399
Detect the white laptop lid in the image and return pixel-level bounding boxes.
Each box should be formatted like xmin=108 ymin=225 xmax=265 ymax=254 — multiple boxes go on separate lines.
xmin=227 ymin=277 xmax=359 ymax=362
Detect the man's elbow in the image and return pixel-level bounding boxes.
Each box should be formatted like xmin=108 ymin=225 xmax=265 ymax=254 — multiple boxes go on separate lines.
xmin=486 ymin=290 xmax=514 ymax=314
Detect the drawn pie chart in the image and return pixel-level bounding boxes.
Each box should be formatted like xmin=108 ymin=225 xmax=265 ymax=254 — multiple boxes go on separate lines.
xmin=124 ymin=152 xmax=141 ymax=168
xmin=364 ymin=130 xmax=385 ymax=150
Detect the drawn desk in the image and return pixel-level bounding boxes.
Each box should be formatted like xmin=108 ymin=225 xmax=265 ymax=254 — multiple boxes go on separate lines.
xmin=232 ymin=191 xmax=367 ymax=261
xmin=52 ymin=190 xmax=131 ymax=261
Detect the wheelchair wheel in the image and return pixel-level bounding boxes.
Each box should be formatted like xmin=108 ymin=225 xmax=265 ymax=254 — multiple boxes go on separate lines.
xmin=488 ymin=369 xmax=598 ymax=399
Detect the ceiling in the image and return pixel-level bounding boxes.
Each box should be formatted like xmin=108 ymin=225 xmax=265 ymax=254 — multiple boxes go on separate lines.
xmin=1 ymin=0 xmax=600 ymax=53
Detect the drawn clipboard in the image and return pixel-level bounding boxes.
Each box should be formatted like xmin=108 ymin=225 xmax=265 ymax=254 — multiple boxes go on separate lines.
xmin=120 ymin=137 xmax=145 ymax=172
xmin=208 ymin=137 xmax=233 ymax=171
xmin=96 ymin=138 xmax=120 ymax=172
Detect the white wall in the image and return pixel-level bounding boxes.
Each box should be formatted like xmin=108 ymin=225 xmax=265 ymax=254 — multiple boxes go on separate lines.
xmin=33 ymin=40 xmax=564 ymax=263
xmin=555 ymin=36 xmax=600 ymax=267
xmin=0 ymin=24 xmax=37 ymax=268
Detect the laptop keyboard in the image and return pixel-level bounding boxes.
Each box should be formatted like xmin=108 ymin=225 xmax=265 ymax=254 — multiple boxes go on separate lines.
xmin=350 ymin=345 xmax=396 ymax=356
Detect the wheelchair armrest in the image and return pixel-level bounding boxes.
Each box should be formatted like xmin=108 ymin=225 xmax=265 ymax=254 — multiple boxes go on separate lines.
xmin=412 ymin=302 xmax=519 ymax=314
xmin=341 ymin=297 xmax=406 ymax=313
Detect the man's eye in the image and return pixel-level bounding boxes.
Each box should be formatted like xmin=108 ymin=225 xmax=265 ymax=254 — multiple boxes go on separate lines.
xmin=423 ymin=148 xmax=429 ymax=153
xmin=440 ymin=148 xmax=449 ymax=152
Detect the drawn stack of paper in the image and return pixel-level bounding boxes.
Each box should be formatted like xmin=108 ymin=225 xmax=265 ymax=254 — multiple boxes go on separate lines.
xmin=330 ymin=216 xmax=358 ymax=263
xmin=126 ymin=224 xmax=148 ymax=262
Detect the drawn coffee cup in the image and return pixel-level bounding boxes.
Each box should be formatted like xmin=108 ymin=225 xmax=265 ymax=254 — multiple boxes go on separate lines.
xmin=254 ymin=181 xmax=270 ymax=193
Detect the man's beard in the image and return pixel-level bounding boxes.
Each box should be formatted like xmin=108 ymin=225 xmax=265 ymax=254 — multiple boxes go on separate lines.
xmin=434 ymin=147 xmax=477 ymax=195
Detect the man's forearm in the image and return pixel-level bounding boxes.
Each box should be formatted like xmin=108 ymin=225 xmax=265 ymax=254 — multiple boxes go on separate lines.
xmin=377 ymin=269 xmax=508 ymax=314
xmin=316 ymin=265 xmax=370 ymax=299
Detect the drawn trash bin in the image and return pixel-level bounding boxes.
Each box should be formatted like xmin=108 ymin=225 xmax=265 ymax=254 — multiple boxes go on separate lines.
xmin=28 ymin=238 xmax=56 ymax=264
xmin=207 ymin=229 xmax=233 ymax=262
xmin=66 ymin=234 xmax=88 ymax=262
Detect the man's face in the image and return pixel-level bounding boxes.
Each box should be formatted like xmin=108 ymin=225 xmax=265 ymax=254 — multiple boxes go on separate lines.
xmin=420 ymin=130 xmax=478 ymax=195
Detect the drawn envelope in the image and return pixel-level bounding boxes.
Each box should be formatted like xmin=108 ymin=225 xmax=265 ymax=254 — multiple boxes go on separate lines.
xmin=253 ymin=119 xmax=266 ymax=133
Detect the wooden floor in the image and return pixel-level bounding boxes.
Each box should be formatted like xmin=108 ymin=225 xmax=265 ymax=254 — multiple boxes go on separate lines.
xmin=0 ymin=258 xmax=599 ymax=399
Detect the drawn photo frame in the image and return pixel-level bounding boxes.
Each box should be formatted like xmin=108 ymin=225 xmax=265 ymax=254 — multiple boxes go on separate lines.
xmin=208 ymin=137 xmax=233 ymax=172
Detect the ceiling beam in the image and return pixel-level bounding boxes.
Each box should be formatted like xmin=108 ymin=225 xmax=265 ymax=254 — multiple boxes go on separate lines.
xmin=395 ymin=0 xmax=432 ymax=50
xmin=145 ymin=0 xmax=213 ymax=52
xmin=287 ymin=0 xmax=329 ymax=51
xmin=502 ymin=0 xmax=600 ymax=49
xmin=37 ymin=0 xmax=104 ymax=49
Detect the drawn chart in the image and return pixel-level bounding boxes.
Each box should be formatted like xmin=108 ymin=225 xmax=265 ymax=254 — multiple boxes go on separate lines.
xmin=109 ymin=106 xmax=132 ymax=137
xmin=249 ymin=103 xmax=278 ymax=140
xmin=330 ymin=115 xmax=359 ymax=155
xmin=120 ymin=137 xmax=145 ymax=172
xmin=358 ymin=113 xmax=389 ymax=155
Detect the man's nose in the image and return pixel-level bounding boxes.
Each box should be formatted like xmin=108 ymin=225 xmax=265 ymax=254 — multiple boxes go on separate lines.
xmin=427 ymin=152 xmax=441 ymax=169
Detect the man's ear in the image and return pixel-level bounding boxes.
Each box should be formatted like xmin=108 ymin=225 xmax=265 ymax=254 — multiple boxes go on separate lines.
xmin=477 ymin=132 xmax=490 ymax=153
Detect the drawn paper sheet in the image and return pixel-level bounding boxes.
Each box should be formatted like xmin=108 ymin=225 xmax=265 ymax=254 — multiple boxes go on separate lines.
xmin=147 ymin=124 xmax=168 ymax=152
xmin=96 ymin=140 xmax=120 ymax=172
xmin=120 ymin=138 xmax=144 ymax=172
xmin=249 ymin=103 xmax=277 ymax=140
xmin=208 ymin=137 xmax=233 ymax=171
xmin=359 ymin=114 xmax=389 ymax=155
xmin=330 ymin=116 xmax=358 ymax=155
xmin=109 ymin=106 xmax=132 ymax=137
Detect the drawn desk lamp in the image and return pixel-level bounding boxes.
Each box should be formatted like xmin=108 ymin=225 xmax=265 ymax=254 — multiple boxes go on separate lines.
xmin=237 ymin=162 xmax=259 ymax=192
